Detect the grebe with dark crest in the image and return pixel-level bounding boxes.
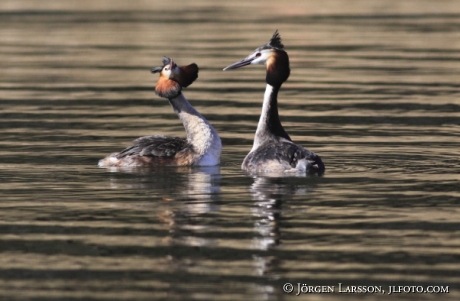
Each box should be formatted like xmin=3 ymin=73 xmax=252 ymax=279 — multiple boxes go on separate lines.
xmin=99 ymin=57 xmax=221 ymax=168
xmin=223 ymin=30 xmax=325 ymax=174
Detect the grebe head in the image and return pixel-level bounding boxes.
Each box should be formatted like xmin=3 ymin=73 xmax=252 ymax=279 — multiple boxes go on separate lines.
xmin=223 ymin=30 xmax=290 ymax=86
xmin=151 ymin=57 xmax=199 ymax=98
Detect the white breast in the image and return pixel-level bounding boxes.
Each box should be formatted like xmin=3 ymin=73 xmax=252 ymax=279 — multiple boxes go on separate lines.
xmin=194 ymin=130 xmax=221 ymax=166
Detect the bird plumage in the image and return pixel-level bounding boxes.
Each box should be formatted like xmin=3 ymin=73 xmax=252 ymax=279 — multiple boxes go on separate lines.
xmin=224 ymin=31 xmax=325 ymax=175
xmin=99 ymin=57 xmax=221 ymax=169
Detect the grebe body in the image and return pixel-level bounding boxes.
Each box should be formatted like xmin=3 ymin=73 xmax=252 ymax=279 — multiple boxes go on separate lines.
xmin=224 ymin=31 xmax=324 ymax=174
xmin=99 ymin=57 xmax=221 ymax=168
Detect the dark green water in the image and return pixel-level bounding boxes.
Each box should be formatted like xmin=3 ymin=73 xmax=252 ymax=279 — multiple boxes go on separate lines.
xmin=0 ymin=1 xmax=459 ymax=300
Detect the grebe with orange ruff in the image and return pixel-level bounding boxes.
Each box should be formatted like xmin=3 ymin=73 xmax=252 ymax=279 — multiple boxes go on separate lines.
xmin=99 ymin=57 xmax=221 ymax=168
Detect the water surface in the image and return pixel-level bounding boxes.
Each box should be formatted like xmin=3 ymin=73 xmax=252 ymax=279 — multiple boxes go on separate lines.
xmin=0 ymin=0 xmax=459 ymax=300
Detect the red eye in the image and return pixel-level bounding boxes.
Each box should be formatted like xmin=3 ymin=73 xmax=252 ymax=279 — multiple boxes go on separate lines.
xmin=255 ymin=53 xmax=261 ymax=57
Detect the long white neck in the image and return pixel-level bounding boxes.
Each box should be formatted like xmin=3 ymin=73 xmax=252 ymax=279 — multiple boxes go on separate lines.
xmin=251 ymin=84 xmax=290 ymax=151
xmin=252 ymin=84 xmax=274 ymax=151
xmin=169 ymin=94 xmax=221 ymax=156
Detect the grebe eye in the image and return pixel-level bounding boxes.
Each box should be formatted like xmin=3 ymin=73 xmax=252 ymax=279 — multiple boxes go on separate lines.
xmin=255 ymin=53 xmax=261 ymax=57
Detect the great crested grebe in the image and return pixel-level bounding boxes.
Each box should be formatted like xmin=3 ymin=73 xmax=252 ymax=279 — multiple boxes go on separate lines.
xmin=223 ymin=30 xmax=325 ymax=174
xmin=98 ymin=57 xmax=221 ymax=168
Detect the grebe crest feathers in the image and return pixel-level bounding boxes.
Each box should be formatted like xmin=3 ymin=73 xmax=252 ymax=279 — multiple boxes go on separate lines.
xmin=264 ymin=29 xmax=284 ymax=50
xmin=152 ymin=56 xmax=199 ymax=99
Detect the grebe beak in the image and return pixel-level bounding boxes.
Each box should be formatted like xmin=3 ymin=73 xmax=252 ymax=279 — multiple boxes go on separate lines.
xmin=150 ymin=66 xmax=163 ymax=73
xmin=150 ymin=57 xmax=176 ymax=74
xmin=223 ymin=56 xmax=255 ymax=71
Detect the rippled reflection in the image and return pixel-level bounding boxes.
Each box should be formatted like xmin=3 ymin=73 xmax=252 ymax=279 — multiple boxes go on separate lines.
xmin=106 ymin=166 xmax=221 ymax=199
xmin=1 ymin=0 xmax=459 ymax=300
xmin=105 ymin=166 xmax=222 ymax=244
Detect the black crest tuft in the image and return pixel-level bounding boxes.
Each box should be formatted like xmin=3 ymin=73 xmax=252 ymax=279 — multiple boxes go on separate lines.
xmin=267 ymin=30 xmax=284 ymax=49
xmin=151 ymin=56 xmax=173 ymax=73
xmin=161 ymin=56 xmax=172 ymax=66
